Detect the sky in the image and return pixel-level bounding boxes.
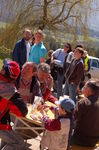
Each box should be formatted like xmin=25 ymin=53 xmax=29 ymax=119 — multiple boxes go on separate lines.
xmin=88 ymin=1 xmax=99 ymax=30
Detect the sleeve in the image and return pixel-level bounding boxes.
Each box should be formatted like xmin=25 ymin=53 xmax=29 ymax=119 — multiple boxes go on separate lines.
xmin=47 ymin=95 xmax=57 ymax=104
xmin=9 ymin=92 xmax=28 ymax=117
xmin=43 ymin=117 xmax=61 ymax=131
xmin=42 ymin=88 xmax=51 ymax=102
xmin=70 ymin=62 xmax=84 ymax=84
xmin=77 ymin=63 xmax=84 ymax=83
xmin=63 ymin=55 xmax=68 ymax=74
xmin=74 ymin=99 xmax=86 ymax=120
xmin=32 ymin=81 xmax=42 ymax=101
xmin=12 ymin=43 xmax=19 ymax=63
xmin=40 ymin=48 xmax=47 ymax=58
xmin=52 ymin=49 xmax=61 ymax=59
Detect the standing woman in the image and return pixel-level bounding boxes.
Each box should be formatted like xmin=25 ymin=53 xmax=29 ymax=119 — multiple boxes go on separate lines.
xmin=51 ymin=43 xmax=72 ymax=99
xmin=63 ymin=44 xmax=73 ymax=75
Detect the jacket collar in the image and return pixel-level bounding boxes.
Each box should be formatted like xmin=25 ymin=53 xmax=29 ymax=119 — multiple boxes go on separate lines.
xmin=88 ymin=95 xmax=98 ymax=103
xmin=21 ymin=38 xmax=26 ymax=44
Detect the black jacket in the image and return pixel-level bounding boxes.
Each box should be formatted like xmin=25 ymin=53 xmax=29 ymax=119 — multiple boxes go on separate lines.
xmin=12 ymin=38 xmax=27 ymax=69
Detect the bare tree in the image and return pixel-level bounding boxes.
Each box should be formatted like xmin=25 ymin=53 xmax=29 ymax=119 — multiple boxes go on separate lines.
xmin=0 ymin=0 xmax=98 ymax=50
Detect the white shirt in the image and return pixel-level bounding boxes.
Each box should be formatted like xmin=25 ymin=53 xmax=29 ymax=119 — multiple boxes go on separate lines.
xmin=26 ymin=42 xmax=31 ymax=60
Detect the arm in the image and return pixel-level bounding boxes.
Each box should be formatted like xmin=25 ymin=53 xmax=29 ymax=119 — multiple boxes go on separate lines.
xmin=40 ymin=48 xmax=47 ymax=63
xmin=40 ymin=57 xmax=46 ymax=63
xmin=47 ymin=74 xmax=53 ymax=90
xmin=9 ymin=92 xmax=28 ymax=117
xmin=70 ymin=62 xmax=84 ymax=84
xmin=63 ymin=55 xmax=67 ymax=75
xmin=74 ymin=99 xmax=86 ymax=120
xmin=12 ymin=43 xmax=19 ymax=63
xmin=43 ymin=117 xmax=61 ymax=131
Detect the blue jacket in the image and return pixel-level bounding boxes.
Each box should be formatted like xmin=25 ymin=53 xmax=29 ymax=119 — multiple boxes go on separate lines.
xmin=12 ymin=38 xmax=27 ymax=69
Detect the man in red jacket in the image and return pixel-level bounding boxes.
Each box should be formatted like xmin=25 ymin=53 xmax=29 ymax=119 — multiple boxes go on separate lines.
xmin=0 ymin=59 xmax=28 ymax=150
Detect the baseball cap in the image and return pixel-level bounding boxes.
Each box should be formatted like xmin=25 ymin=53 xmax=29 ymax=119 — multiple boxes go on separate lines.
xmin=59 ymin=98 xmax=75 ymax=113
xmin=3 ymin=59 xmax=20 ymax=79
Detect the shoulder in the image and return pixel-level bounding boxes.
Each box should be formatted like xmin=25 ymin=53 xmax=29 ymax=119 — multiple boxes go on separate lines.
xmin=15 ymin=38 xmax=25 ymax=46
xmin=76 ymin=59 xmax=84 ymax=68
xmin=16 ymin=38 xmax=24 ymax=44
xmin=60 ymin=118 xmax=71 ymax=129
xmin=53 ymin=48 xmax=62 ymax=55
xmin=55 ymin=48 xmax=63 ymax=52
xmin=41 ymin=43 xmax=47 ymax=51
xmin=76 ymin=97 xmax=90 ymax=108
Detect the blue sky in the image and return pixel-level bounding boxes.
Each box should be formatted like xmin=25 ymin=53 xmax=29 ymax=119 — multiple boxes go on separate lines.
xmin=88 ymin=1 xmax=99 ymax=30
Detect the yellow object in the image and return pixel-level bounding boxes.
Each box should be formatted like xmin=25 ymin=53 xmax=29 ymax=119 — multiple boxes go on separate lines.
xmin=85 ymin=56 xmax=89 ymax=71
xmin=27 ymin=101 xmax=55 ymax=123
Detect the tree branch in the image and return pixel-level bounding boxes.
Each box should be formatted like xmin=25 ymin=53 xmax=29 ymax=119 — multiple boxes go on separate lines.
xmin=52 ymin=0 xmax=82 ymax=24
xmin=47 ymin=0 xmax=53 ymax=4
xmin=51 ymin=0 xmax=67 ymax=22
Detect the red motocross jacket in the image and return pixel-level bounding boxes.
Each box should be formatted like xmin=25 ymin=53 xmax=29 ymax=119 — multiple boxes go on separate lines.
xmin=0 ymin=73 xmax=28 ymax=130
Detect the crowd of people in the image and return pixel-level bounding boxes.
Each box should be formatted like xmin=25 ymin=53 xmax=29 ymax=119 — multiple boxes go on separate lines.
xmin=0 ymin=27 xmax=99 ymax=150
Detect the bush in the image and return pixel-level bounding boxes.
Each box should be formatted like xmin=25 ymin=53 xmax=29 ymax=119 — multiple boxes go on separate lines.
xmin=0 ymin=46 xmax=11 ymax=59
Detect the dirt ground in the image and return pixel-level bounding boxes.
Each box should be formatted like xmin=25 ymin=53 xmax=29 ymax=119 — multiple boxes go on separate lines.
xmin=27 ymin=136 xmax=41 ymax=150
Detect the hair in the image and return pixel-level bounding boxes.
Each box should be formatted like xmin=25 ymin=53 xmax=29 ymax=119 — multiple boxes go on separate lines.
xmin=22 ymin=62 xmax=37 ymax=72
xmin=86 ymin=79 xmax=99 ymax=96
xmin=75 ymin=44 xmax=84 ymax=49
xmin=75 ymin=47 xmax=84 ymax=56
xmin=23 ymin=28 xmax=32 ymax=33
xmin=37 ymin=63 xmax=50 ymax=74
xmin=65 ymin=43 xmax=72 ymax=53
xmin=47 ymin=50 xmax=54 ymax=58
xmin=35 ymin=29 xmax=44 ymax=37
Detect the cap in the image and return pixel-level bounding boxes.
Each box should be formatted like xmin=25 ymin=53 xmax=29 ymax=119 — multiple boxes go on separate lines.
xmin=3 ymin=59 xmax=20 ymax=79
xmin=59 ymin=98 xmax=75 ymax=113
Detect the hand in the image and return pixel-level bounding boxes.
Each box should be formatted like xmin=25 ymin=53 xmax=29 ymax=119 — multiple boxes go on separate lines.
xmin=40 ymin=109 xmax=46 ymax=116
xmin=47 ymin=74 xmax=53 ymax=89
xmin=37 ymin=102 xmax=43 ymax=111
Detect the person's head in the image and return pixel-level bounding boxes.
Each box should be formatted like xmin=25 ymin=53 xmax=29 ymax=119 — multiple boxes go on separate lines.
xmin=83 ymin=50 xmax=88 ymax=58
xmin=21 ymin=62 xmax=37 ymax=80
xmin=23 ymin=28 xmax=32 ymax=41
xmin=82 ymin=80 xmax=99 ymax=98
xmin=47 ymin=50 xmax=54 ymax=58
xmin=35 ymin=29 xmax=44 ymax=45
xmin=37 ymin=63 xmax=50 ymax=83
xmin=1 ymin=59 xmax=20 ymax=81
xmin=64 ymin=43 xmax=72 ymax=53
xmin=58 ymin=98 xmax=75 ymax=116
xmin=74 ymin=47 xmax=84 ymax=60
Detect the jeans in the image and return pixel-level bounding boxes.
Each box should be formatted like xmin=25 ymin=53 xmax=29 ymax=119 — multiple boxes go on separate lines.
xmin=64 ymin=80 xmax=77 ymax=103
xmin=57 ymin=71 xmax=64 ymax=98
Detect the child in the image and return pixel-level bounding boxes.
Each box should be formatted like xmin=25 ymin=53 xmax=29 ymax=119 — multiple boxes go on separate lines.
xmin=41 ymin=98 xmax=75 ymax=150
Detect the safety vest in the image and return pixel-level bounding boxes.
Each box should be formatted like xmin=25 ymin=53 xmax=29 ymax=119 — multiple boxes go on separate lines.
xmin=84 ymin=56 xmax=89 ymax=71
